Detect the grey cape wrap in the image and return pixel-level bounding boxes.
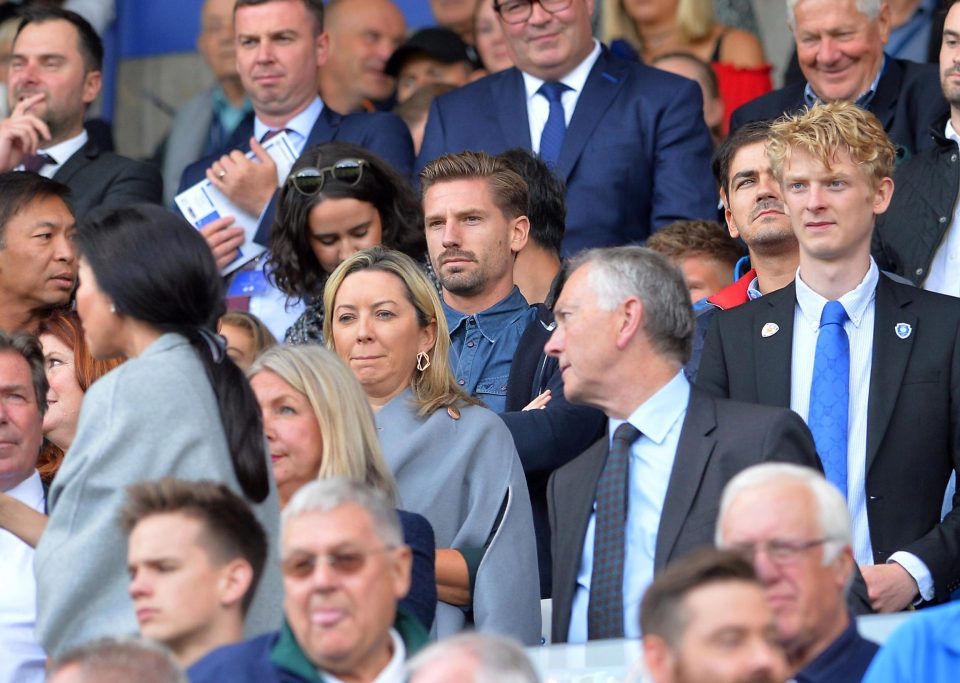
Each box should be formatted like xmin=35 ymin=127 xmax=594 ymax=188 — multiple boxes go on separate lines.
xmin=376 ymin=389 xmax=541 ymax=644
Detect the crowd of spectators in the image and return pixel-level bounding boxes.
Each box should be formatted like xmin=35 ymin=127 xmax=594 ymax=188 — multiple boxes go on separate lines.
xmin=1 ymin=0 xmax=960 ymax=682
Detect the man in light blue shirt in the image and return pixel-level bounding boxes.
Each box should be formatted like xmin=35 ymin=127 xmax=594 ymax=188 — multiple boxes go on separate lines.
xmin=545 ymin=246 xmax=820 ymax=643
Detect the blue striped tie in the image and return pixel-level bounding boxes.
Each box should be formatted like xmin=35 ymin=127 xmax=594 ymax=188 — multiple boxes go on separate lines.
xmin=538 ymin=82 xmax=570 ymax=167
xmin=808 ymin=300 xmax=849 ymax=497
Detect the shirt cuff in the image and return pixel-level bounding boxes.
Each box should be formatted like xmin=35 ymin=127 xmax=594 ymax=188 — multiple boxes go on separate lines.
xmin=888 ymin=551 xmax=934 ymax=602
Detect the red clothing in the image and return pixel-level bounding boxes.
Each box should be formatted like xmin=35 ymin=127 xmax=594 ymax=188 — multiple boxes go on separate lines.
xmin=707 ymin=268 xmax=757 ymax=310
xmin=712 ymin=63 xmax=772 ymax=135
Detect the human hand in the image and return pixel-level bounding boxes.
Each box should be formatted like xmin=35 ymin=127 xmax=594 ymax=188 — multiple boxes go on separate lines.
xmin=205 ymin=137 xmax=278 ymax=217
xmin=199 ymin=215 xmax=245 ymax=270
xmin=0 ymin=93 xmax=51 ymax=171
xmin=861 ymin=562 xmax=919 ymax=612
xmin=523 ymin=389 xmax=552 ymax=411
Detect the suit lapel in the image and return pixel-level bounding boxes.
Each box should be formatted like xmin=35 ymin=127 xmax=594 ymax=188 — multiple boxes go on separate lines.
xmin=865 ymin=276 xmax=914 ymax=473
xmin=495 ymin=69 xmax=532 ymax=151
xmin=557 ymin=50 xmax=627 ymax=182
xmin=868 ymin=58 xmax=902 ymax=133
xmin=655 ymin=389 xmax=717 ymax=569
xmin=305 ymin=105 xmax=342 ymax=148
xmin=753 ymin=284 xmax=796 ymax=408
xmin=52 ymin=140 xmax=95 ymax=187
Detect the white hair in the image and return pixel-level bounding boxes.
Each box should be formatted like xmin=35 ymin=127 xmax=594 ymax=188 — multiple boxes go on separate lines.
xmin=407 ymin=632 xmax=540 ymax=683
xmin=787 ymin=0 xmax=884 ymax=29
xmin=283 ymin=477 xmax=403 ymax=549
xmin=716 ymin=463 xmax=852 ymax=565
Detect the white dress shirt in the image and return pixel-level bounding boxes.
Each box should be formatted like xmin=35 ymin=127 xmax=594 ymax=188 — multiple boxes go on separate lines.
xmin=921 ymin=121 xmax=960 ymax=296
xmin=567 ymin=372 xmax=690 ymax=643
xmin=17 ymin=129 xmax=88 ymax=179
xmin=323 ymin=629 xmax=405 ymax=683
xmin=790 ymin=260 xmax=933 ymax=600
xmin=0 ymin=471 xmax=46 ymax=683
xmin=522 ymin=40 xmax=602 ymax=155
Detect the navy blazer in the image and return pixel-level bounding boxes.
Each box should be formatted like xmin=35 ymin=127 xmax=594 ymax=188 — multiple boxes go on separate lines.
xmin=397 ymin=509 xmax=437 ymax=631
xmin=698 ymin=275 xmax=960 ymax=602
xmin=178 ymin=105 xmax=414 ymax=245
xmin=417 ymin=47 xmax=717 ymax=255
xmin=730 ymin=57 xmax=947 ymax=156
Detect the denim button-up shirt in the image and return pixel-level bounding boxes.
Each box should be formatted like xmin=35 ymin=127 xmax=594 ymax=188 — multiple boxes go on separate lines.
xmin=443 ymin=287 xmax=536 ymax=414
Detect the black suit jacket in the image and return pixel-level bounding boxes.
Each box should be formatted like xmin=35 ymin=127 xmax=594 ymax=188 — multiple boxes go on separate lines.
xmin=730 ymin=57 xmax=947 ymax=156
xmin=547 ymin=386 xmax=821 ymax=642
xmin=54 ymin=140 xmax=162 ymax=219
xmin=698 ymin=275 xmax=960 ymax=602
xmin=178 ymin=104 xmax=414 ymax=245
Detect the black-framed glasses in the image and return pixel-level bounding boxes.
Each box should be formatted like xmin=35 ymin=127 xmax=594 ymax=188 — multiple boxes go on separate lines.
xmin=728 ymin=538 xmax=833 ymax=566
xmin=281 ymin=545 xmax=395 ymax=579
xmin=494 ymin=0 xmax=573 ymax=24
xmin=289 ymin=158 xmax=366 ymax=196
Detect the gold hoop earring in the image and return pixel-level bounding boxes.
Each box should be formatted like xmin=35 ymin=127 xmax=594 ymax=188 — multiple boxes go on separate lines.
xmin=416 ymin=351 xmax=431 ymax=372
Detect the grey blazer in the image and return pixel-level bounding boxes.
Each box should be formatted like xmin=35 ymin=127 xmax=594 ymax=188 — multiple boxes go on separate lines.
xmin=34 ymin=334 xmax=283 ymax=657
xmin=161 ymin=88 xmax=215 ymax=207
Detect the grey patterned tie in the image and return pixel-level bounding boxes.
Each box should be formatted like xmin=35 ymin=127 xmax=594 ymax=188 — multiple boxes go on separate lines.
xmin=588 ymin=422 xmax=641 ymax=639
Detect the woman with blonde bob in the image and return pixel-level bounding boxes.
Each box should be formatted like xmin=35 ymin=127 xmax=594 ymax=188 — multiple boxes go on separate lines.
xmin=323 ymin=246 xmax=541 ymax=644
xmin=247 ymin=343 xmax=437 ymax=630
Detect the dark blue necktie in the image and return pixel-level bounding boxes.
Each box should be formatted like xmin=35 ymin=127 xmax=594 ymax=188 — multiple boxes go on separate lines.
xmin=537 ymin=82 xmax=570 ymax=167
xmin=23 ymin=152 xmax=56 ymax=173
xmin=808 ymin=300 xmax=850 ymax=497
xmin=588 ymin=422 xmax=641 ymax=640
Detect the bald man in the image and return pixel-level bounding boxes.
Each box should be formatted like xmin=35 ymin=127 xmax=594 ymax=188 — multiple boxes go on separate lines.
xmin=319 ymin=0 xmax=406 ymax=113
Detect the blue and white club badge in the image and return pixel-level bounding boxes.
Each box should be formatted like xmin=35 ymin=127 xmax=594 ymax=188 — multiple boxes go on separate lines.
xmin=894 ymin=322 xmax=912 ymax=340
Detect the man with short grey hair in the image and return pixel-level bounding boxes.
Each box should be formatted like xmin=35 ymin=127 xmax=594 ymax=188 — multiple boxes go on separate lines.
xmin=716 ymin=464 xmax=879 ymax=681
xmin=47 ymin=637 xmax=187 ymax=683
xmin=730 ymin=0 xmax=946 ymax=155
xmin=188 ymin=478 xmax=426 ymax=683
xmin=544 ymin=246 xmax=821 ymax=644
xmin=407 ymin=632 xmax=540 ymax=683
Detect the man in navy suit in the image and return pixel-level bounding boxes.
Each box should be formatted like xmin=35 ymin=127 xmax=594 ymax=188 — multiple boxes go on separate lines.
xmin=416 ymin=0 xmax=717 ymax=256
xmin=699 ymin=102 xmax=960 ymax=612
xmin=180 ymin=0 xmax=413 ymax=266
xmin=730 ymin=0 xmax=946 ymax=157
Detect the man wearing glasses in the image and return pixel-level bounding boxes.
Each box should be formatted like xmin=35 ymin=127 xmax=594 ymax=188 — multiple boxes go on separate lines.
xmin=717 ymin=464 xmax=880 ymax=682
xmin=416 ymin=0 xmax=717 ymax=256
xmin=189 ymin=478 xmax=427 ymax=683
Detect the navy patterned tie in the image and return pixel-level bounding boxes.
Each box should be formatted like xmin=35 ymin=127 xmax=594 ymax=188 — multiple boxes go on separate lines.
xmin=808 ymin=300 xmax=849 ymax=497
xmin=537 ymin=82 xmax=570 ymax=167
xmin=588 ymin=422 xmax=641 ymax=640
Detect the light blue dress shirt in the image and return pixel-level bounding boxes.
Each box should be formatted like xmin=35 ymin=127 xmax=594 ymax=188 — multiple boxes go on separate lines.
xmin=567 ymin=372 xmax=690 ymax=643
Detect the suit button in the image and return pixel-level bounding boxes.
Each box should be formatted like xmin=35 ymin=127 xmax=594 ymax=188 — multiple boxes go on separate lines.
xmin=940 ymin=216 xmax=948 ymax=224
xmin=952 ymin=154 xmax=958 ymax=162
xmin=916 ymin=268 xmax=925 ymax=277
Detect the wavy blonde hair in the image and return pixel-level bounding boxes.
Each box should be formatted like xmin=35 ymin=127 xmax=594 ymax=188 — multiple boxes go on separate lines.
xmin=248 ymin=344 xmax=397 ymax=504
xmin=767 ymin=102 xmax=895 ymax=189
xmin=322 ymin=247 xmax=480 ymax=416
xmin=600 ymin=0 xmax=714 ymax=49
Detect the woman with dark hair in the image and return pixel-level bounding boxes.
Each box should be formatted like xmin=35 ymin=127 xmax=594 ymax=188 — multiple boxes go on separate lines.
xmin=267 ymin=141 xmax=427 ymax=344
xmin=33 ymin=205 xmax=282 ymax=658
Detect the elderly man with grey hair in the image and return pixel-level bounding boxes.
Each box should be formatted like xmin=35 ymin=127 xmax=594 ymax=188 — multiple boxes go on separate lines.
xmin=730 ymin=0 xmax=946 ymax=155
xmin=716 ymin=463 xmax=879 ymax=682
xmin=407 ymin=632 xmax=540 ymax=683
xmin=188 ymin=478 xmax=428 ymax=683
xmin=544 ymin=246 xmax=821 ymax=644
xmin=47 ymin=637 xmax=186 ymax=683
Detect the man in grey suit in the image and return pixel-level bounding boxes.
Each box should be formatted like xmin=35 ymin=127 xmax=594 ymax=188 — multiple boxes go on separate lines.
xmin=0 ymin=7 xmax=161 ymax=218
xmin=545 ymin=246 xmax=821 ymax=643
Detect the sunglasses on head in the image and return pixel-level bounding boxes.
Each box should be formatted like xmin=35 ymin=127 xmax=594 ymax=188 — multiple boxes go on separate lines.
xmin=288 ymin=158 xmax=366 ymax=196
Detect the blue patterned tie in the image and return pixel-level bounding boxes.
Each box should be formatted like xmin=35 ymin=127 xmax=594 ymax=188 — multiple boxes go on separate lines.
xmin=588 ymin=422 xmax=641 ymax=640
xmin=808 ymin=300 xmax=849 ymax=497
xmin=537 ymin=82 xmax=570 ymax=167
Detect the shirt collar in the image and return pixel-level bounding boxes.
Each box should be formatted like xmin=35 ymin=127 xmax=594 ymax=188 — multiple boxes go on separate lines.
xmin=4 ymin=469 xmax=43 ymax=508
xmin=254 ymin=96 xmax=323 ymax=147
xmin=41 ymin=129 xmax=89 ymax=166
xmin=804 ymin=55 xmax=886 ymax=108
xmin=795 ymin=258 xmax=879 ymax=330
xmin=324 ymin=630 xmax=406 ymax=683
xmin=212 ymin=86 xmax=253 ymax=118
xmin=747 ymin=276 xmax=763 ymax=301
xmin=946 ymin=119 xmax=960 ymax=145
xmin=609 ymin=371 xmax=690 ymax=447
xmin=443 ymin=286 xmax=531 ymax=343
xmin=521 ymin=39 xmax=602 ymax=103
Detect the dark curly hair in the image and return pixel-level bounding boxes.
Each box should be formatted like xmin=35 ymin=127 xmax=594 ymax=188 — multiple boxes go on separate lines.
xmin=267 ymin=142 xmax=425 ymax=299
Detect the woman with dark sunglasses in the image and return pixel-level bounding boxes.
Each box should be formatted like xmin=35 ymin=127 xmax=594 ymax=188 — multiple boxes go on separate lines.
xmin=267 ymin=142 xmax=427 ymax=344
